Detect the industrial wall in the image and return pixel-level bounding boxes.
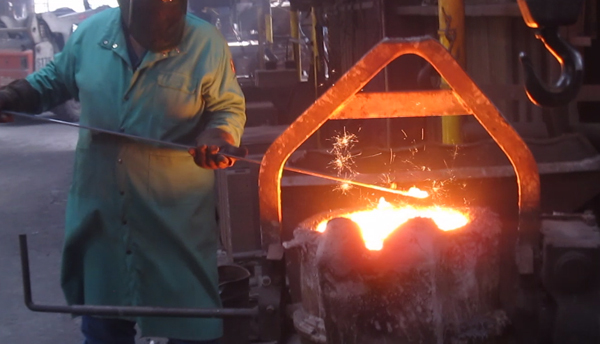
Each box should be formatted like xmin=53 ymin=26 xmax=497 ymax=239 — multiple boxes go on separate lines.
xmin=319 ymin=0 xmax=600 ymax=147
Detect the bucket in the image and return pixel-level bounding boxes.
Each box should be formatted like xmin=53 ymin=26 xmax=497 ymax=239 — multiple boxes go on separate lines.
xmin=218 ymin=264 xmax=252 ymax=344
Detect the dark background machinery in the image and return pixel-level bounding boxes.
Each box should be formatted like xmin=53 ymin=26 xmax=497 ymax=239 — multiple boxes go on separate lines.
xmin=0 ymin=0 xmax=108 ymax=121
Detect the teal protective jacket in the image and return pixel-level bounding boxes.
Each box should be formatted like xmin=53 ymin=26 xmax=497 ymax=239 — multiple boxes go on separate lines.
xmin=26 ymin=8 xmax=246 ymax=341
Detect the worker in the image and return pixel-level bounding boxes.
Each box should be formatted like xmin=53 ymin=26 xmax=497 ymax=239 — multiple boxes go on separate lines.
xmin=0 ymin=0 xmax=245 ymax=343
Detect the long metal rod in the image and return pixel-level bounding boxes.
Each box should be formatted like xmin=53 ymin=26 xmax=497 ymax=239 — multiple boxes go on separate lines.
xmin=6 ymin=111 xmax=193 ymax=151
xmin=19 ymin=235 xmax=258 ymax=318
xmin=277 ymin=164 xmax=428 ymax=197
xmin=7 ymin=111 xmax=420 ymax=197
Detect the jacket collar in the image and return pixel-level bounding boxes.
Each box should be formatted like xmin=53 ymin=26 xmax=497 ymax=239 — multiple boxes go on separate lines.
xmin=98 ymin=9 xmax=185 ymax=69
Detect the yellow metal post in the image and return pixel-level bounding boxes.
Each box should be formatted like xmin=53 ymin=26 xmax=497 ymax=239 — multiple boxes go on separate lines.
xmin=265 ymin=6 xmax=274 ymax=44
xmin=439 ymin=0 xmax=465 ymax=144
xmin=290 ymin=9 xmax=302 ymax=80
xmin=311 ymin=7 xmax=320 ymax=99
xmin=257 ymin=1 xmax=265 ymax=69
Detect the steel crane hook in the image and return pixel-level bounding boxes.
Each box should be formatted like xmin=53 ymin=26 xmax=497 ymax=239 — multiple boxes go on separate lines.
xmin=519 ymin=26 xmax=584 ymax=108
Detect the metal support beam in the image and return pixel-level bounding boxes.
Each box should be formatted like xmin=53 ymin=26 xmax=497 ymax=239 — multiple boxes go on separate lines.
xmin=332 ymin=90 xmax=467 ymax=119
xmin=290 ymin=9 xmax=302 ymax=80
xmin=439 ymin=0 xmax=466 ymax=144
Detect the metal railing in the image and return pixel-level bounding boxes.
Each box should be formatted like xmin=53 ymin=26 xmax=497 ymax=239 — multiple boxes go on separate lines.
xmin=19 ymin=234 xmax=259 ymax=318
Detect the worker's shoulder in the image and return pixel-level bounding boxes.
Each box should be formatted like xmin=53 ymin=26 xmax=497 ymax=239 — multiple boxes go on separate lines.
xmin=70 ymin=7 xmax=119 ymax=39
xmin=185 ymin=14 xmax=228 ymax=47
xmin=76 ymin=7 xmax=118 ymax=29
xmin=185 ymin=14 xmax=215 ymax=31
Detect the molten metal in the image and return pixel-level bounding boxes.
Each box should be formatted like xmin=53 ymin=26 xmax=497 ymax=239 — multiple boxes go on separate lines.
xmin=316 ymin=196 xmax=469 ymax=250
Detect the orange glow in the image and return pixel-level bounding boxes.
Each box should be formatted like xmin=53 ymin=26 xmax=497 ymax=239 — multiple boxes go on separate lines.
xmin=316 ymin=197 xmax=469 ymax=251
xmin=399 ymin=186 xmax=429 ymax=199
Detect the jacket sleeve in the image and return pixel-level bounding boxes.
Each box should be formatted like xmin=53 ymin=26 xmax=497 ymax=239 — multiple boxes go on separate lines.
xmin=25 ymin=27 xmax=80 ymax=112
xmin=201 ymin=42 xmax=246 ymax=146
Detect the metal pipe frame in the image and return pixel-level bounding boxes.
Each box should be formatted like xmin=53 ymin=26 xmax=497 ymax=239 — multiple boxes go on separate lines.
xmin=19 ymin=235 xmax=258 ymax=318
xmin=0 ymin=28 xmax=29 ymax=33
xmin=258 ymin=36 xmax=540 ymax=273
xmin=289 ymin=9 xmax=302 ymax=81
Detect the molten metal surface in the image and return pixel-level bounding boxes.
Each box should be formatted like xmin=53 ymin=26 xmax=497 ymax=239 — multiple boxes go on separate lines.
xmin=316 ymin=197 xmax=469 ymax=250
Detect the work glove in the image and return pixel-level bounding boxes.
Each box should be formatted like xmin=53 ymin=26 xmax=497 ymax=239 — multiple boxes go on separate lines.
xmin=0 ymin=79 xmax=41 ymax=123
xmin=190 ymin=128 xmax=244 ymax=169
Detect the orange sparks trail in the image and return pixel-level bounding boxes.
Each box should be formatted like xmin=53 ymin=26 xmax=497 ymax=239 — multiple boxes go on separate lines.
xmin=316 ymin=196 xmax=470 ymax=251
xmin=328 ymin=130 xmax=428 ymax=199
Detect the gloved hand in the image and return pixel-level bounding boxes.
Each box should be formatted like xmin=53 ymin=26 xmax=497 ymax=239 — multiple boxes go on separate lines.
xmin=0 ymin=79 xmax=41 ymax=123
xmin=189 ymin=128 xmax=237 ymax=169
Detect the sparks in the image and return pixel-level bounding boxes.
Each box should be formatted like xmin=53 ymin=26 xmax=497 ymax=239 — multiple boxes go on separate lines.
xmin=329 ymin=128 xmax=359 ymax=190
xmin=335 ymin=182 xmax=354 ymax=194
xmin=328 ymin=130 xmax=432 ymax=199
xmin=331 ymin=128 xmax=358 ymax=155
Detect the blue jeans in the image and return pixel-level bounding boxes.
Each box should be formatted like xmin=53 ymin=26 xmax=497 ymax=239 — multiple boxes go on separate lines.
xmin=81 ymin=316 xmax=220 ymax=344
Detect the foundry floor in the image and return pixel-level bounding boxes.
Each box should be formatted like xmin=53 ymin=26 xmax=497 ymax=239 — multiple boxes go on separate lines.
xmin=0 ymin=117 xmax=298 ymax=344
xmin=0 ymin=116 xmax=84 ymax=343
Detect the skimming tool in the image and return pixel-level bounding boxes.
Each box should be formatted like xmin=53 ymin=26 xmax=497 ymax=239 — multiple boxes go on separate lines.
xmin=6 ymin=111 xmax=427 ymax=198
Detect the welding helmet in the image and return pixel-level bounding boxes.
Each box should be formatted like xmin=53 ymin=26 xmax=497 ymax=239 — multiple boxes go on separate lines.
xmin=118 ymin=0 xmax=187 ymax=52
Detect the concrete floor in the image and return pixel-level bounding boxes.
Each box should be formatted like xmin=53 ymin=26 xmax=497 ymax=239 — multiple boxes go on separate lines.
xmin=0 ymin=118 xmax=82 ymax=343
xmin=0 ymin=118 xmax=164 ymax=344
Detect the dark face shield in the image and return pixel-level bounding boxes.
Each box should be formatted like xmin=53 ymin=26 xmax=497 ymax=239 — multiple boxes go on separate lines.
xmin=118 ymin=0 xmax=187 ymax=52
